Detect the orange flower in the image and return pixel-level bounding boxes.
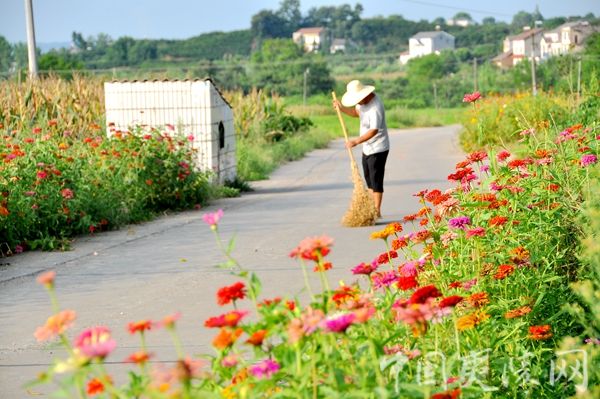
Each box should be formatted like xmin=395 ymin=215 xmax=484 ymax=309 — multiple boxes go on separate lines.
xmin=0 ymin=205 xmax=9 ymax=216
xmin=431 ymin=387 xmax=461 ymax=399
xmin=489 ymin=216 xmax=508 ymax=227
xmin=511 ymin=247 xmax=530 ymax=265
xmin=494 ymin=264 xmax=515 ymax=280
xmin=457 ymin=310 xmax=490 ymax=331
xmin=245 ymin=330 xmax=268 ymax=346
xmin=528 ymin=325 xmax=552 ymax=340
xmin=289 ymin=235 xmax=333 ymax=261
xmin=204 ymin=310 xmax=248 ymax=328
xmin=36 ymin=270 xmax=56 ymax=287
xmin=34 ymin=310 xmax=77 ymax=341
xmin=331 ymin=285 xmax=360 ymax=306
xmin=128 ymin=320 xmax=153 ymax=334
xmin=126 ymin=350 xmax=153 ymax=364
xmin=213 ymin=328 xmax=242 ymax=350
xmin=466 ymin=292 xmax=489 ymax=308
xmin=504 ymin=306 xmax=532 ymax=319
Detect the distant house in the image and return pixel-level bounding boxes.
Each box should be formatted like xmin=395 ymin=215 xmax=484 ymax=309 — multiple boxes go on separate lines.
xmin=446 ymin=17 xmax=472 ymax=27
xmin=399 ymin=31 xmax=455 ymax=65
xmin=292 ymin=27 xmax=326 ymax=53
xmin=330 ymin=38 xmax=347 ymax=54
xmin=493 ymin=27 xmax=544 ymax=68
xmin=541 ymin=21 xmax=596 ymax=59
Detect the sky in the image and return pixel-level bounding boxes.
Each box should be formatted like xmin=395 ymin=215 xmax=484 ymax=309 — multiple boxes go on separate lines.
xmin=1 ymin=0 xmax=599 ymax=44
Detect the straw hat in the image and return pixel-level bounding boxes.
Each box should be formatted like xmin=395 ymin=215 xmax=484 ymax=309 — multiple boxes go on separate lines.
xmin=341 ymin=80 xmax=375 ymax=107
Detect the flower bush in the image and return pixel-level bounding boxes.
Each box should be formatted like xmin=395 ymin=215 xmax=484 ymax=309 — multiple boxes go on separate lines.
xmin=29 ymin=100 xmax=599 ymax=397
xmin=0 ymin=124 xmax=213 ymax=252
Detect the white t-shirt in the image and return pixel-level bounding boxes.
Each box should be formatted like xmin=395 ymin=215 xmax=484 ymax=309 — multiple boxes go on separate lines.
xmin=356 ymin=94 xmax=389 ymax=156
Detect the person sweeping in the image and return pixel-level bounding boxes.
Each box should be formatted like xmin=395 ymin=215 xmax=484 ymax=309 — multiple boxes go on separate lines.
xmin=333 ymin=80 xmax=390 ymax=219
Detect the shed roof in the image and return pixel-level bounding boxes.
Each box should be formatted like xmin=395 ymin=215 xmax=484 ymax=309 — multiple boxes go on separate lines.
xmin=411 ymin=31 xmax=454 ymax=39
xmin=104 ymin=78 xmax=231 ymax=108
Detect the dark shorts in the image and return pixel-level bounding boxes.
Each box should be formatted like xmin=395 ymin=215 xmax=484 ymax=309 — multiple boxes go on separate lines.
xmin=362 ymin=150 xmax=389 ymax=193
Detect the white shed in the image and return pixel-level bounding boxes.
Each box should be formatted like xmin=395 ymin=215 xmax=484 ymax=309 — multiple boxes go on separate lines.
xmin=104 ymin=79 xmax=236 ymax=184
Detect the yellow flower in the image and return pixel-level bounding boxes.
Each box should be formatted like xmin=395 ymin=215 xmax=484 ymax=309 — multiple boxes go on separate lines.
xmin=457 ymin=310 xmax=490 ymax=331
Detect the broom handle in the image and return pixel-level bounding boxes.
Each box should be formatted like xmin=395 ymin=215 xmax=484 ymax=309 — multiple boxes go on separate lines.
xmin=331 ymin=92 xmax=358 ymax=164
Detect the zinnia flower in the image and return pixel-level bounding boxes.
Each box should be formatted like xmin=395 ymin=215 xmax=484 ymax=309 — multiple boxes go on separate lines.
xmin=351 ymin=261 xmax=378 ymax=275
xmin=494 ymin=264 xmax=515 ymax=280
xmin=212 ymin=328 xmax=242 ymax=350
xmin=60 ymin=188 xmax=74 ymax=199
xmin=467 ymin=292 xmax=489 ymax=307
xmin=217 ymin=282 xmax=247 ymax=306
xmin=204 ymin=310 xmax=248 ymax=328
xmin=396 ymin=275 xmax=418 ymax=291
xmin=448 ymin=216 xmax=471 ymax=230
xmin=36 ymin=270 xmax=56 ymax=287
xmin=463 ymin=91 xmax=481 ymax=103
xmin=504 ymin=305 xmax=532 ymax=319
xmin=321 ymin=313 xmax=356 ymax=333
xmin=126 ymin=351 xmax=153 ymax=364
xmin=409 ymin=285 xmax=442 ymax=304
xmin=249 ymin=359 xmax=280 ymax=379
xmin=528 ymin=325 xmax=552 ymax=340
xmin=34 ymin=310 xmax=77 ymax=342
xmin=456 ymin=311 xmax=489 ymax=331
xmin=128 ymin=320 xmax=154 ymax=335
xmin=86 ymin=378 xmax=105 ymax=395
xmin=466 ymin=227 xmax=486 ymax=238
xmin=439 ymin=295 xmax=463 ymax=308
xmin=289 ymin=235 xmax=333 ymax=261
xmin=75 ymin=326 xmax=117 ymax=359
xmin=580 ymin=154 xmax=597 ymax=167
xmin=202 ymin=209 xmax=224 ymax=229
xmin=246 ymin=330 xmax=268 ymax=346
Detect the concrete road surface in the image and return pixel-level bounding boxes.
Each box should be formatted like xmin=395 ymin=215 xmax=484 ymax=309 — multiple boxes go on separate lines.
xmin=0 ymin=125 xmax=463 ymax=397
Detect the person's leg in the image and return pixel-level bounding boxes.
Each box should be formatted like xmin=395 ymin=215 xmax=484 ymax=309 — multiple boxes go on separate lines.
xmin=370 ymin=150 xmax=389 ymax=217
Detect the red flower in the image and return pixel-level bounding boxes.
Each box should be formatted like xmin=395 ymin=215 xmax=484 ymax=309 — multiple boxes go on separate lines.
xmin=467 ymin=151 xmax=487 ymax=162
xmin=528 ymin=325 xmax=552 ymax=340
xmin=396 ymin=275 xmax=418 ymax=291
xmin=489 ymin=216 xmax=508 ymax=227
xmin=204 ymin=310 xmax=248 ymax=328
xmin=128 ymin=320 xmax=153 ymax=335
xmin=431 ymin=387 xmax=461 ymax=399
xmin=439 ymin=295 xmax=463 ymax=308
xmin=463 ymin=91 xmax=481 ymax=103
xmin=494 ymin=264 xmax=515 ymax=280
xmin=496 ymin=150 xmax=511 ymax=162
xmin=217 ymin=282 xmax=247 ymax=306
xmin=377 ymin=250 xmax=398 ymax=265
xmin=391 ymin=237 xmax=409 ymax=250
xmin=409 ymin=285 xmax=441 ymax=304
xmin=86 ymin=378 xmax=105 ymax=395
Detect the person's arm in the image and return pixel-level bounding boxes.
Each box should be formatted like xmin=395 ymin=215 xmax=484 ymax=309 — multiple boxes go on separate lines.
xmin=346 ymin=128 xmax=378 ymax=149
xmin=333 ymin=100 xmax=359 ymax=117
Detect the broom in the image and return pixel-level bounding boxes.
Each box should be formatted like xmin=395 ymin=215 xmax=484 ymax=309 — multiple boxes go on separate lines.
xmin=332 ymin=92 xmax=378 ymax=227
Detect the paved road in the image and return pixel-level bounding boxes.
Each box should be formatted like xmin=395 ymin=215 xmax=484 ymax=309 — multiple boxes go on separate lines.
xmin=0 ymin=125 xmax=463 ymax=397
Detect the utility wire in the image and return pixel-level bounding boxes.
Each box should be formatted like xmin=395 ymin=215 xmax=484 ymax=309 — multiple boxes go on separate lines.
xmin=397 ymin=0 xmax=513 ymax=18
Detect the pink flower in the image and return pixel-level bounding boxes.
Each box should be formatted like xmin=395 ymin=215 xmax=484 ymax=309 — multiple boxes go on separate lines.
xmin=289 ymin=235 xmax=334 ymax=261
xmin=448 ymin=216 xmax=470 ymax=230
xmin=463 ymin=91 xmax=481 ymax=103
xmin=466 ymin=227 xmax=486 ymax=238
xmin=249 ymin=359 xmax=280 ymax=379
xmin=202 ymin=209 xmax=223 ymax=229
xmin=371 ymin=270 xmax=398 ymax=290
xmin=36 ymin=171 xmax=48 ymax=179
xmin=14 ymin=244 xmax=24 ymax=254
xmin=581 ymin=154 xmax=597 ymax=167
xmin=321 ymin=313 xmax=356 ymax=333
xmin=60 ymin=188 xmax=74 ymax=199
xmin=462 ymin=278 xmax=478 ymax=290
xmin=221 ymin=354 xmax=239 ymax=368
xmin=399 ymin=261 xmax=418 ymax=277
xmin=75 ymin=326 xmax=117 ymax=359
xmin=351 ymin=261 xmax=378 ymax=275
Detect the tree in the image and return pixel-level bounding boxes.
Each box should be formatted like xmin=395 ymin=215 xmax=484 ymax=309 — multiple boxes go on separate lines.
xmin=249 ymin=38 xmax=334 ymax=95
xmin=277 ymin=0 xmax=302 ymax=32
xmin=453 ymin=12 xmax=473 ymax=22
xmin=251 ymin=10 xmax=290 ymax=41
xmin=0 ymin=36 xmax=12 ymax=73
xmin=71 ymin=32 xmax=88 ymax=51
